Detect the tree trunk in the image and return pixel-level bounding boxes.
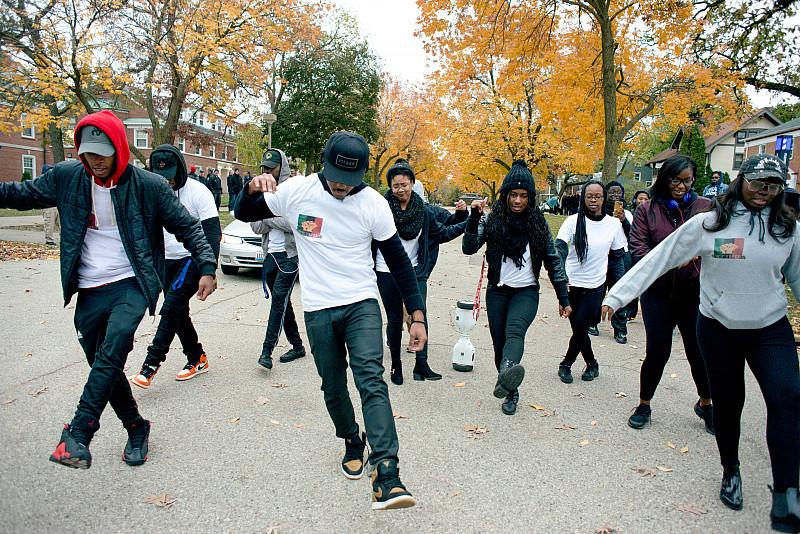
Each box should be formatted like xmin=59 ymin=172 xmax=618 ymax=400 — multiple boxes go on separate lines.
xmin=48 ymin=123 xmax=65 ymax=164
xmin=598 ymin=10 xmax=619 ymax=183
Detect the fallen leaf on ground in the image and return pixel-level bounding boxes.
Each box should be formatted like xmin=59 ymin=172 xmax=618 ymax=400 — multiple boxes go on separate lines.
xmin=614 ymin=392 xmax=627 ymax=398
xmin=228 ymin=417 xmax=240 ymax=424
xmin=555 ymin=423 xmax=577 ymax=430
xmin=143 ymin=493 xmax=176 ymax=509
xmin=233 ymin=311 xmax=241 ymax=321
xmin=29 ymin=386 xmax=47 ymax=397
xmin=0 ymin=241 xmax=59 ymax=261
xmin=677 ymin=504 xmax=707 ymax=516
xmin=656 ymin=466 xmax=673 ymax=472
xmin=667 ymin=441 xmax=677 ymax=449
xmin=633 ymin=465 xmax=658 ymax=477
xmin=393 ymin=412 xmax=409 ymax=420
xmin=596 ymin=528 xmax=618 ymax=534
xmin=680 ymin=446 xmax=689 ymax=454
xmin=450 ymin=490 xmax=461 ymax=497
xmin=2 ymin=398 xmax=16 ymax=405
xmin=538 ymin=410 xmax=555 ymax=417
xmin=573 ymin=393 xmax=586 ymax=399
xmin=255 ymin=397 xmax=270 ymax=406
xmin=264 ymin=526 xmax=282 ymax=534
xmin=591 ymin=420 xmax=598 ymax=426
xmin=293 ymin=423 xmax=305 ymax=429
xmin=630 ymin=345 xmax=639 ymax=349
xmin=271 ymin=383 xmax=288 ymax=389
xmin=579 ymin=439 xmax=590 ymax=446
xmin=670 ymin=373 xmax=677 ymax=378
xmin=270 ymin=420 xmax=280 ymax=426
xmin=453 ymin=382 xmax=465 ymax=388
xmin=257 ymin=319 xmax=266 ymax=323
xmin=39 ymin=320 xmax=45 ymax=324
xmin=529 ymin=404 xmax=546 ymax=411
xmin=464 ymin=424 xmax=488 ymax=439
xmin=23 ymin=352 xmax=32 ymax=359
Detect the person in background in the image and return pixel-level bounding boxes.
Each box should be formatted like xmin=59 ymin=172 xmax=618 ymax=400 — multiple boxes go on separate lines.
xmin=626 ymin=189 xmax=651 ymax=321
xmin=187 ymin=165 xmax=199 ymax=181
xmin=702 ymin=170 xmax=728 ymax=199
xmin=41 ymin=164 xmax=59 ymax=245
xmin=227 ymin=168 xmax=243 ymax=214
xmin=207 ymin=169 xmax=222 ymax=210
xmin=463 ymin=160 xmax=571 ymax=415
xmin=784 ymin=189 xmax=800 ymax=220
xmin=554 ymin=180 xmax=626 ymax=384
xmin=602 ymin=154 xmax=799 ymax=533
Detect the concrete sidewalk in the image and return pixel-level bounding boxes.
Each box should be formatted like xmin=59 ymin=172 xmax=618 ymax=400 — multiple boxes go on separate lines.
xmin=0 ymin=240 xmax=780 ymax=533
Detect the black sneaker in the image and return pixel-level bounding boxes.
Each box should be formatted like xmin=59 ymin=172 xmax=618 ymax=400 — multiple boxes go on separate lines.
xmin=720 ymin=465 xmax=743 ymax=510
xmin=581 ymin=361 xmax=600 ymax=381
xmin=371 ymin=459 xmax=416 ymax=510
xmin=341 ymin=431 xmax=366 ymax=480
xmin=588 ymin=325 xmax=599 ymax=336
xmin=257 ymin=353 xmax=273 ymax=369
xmin=493 ymin=361 xmax=525 ymax=398
xmin=412 ymin=361 xmax=442 ymax=381
xmin=771 ymin=487 xmax=800 ymax=533
xmin=694 ymin=400 xmax=715 ymax=435
xmin=614 ymin=331 xmax=627 ymax=344
xmin=558 ymin=364 xmax=573 ymax=384
xmin=501 ymin=390 xmax=519 ymax=415
xmin=123 ymin=419 xmax=150 ymax=466
xmin=628 ymin=404 xmax=651 ymax=429
xmin=49 ymin=424 xmax=92 ymax=469
xmin=279 ymin=347 xmax=306 ymax=363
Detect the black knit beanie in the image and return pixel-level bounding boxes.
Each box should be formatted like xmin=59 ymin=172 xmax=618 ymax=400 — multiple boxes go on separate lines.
xmin=386 ymin=158 xmax=415 ymax=186
xmin=499 ymin=160 xmax=536 ymax=194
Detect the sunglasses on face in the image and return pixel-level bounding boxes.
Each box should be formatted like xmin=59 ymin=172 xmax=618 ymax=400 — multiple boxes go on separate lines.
xmin=744 ymin=178 xmax=784 ymax=195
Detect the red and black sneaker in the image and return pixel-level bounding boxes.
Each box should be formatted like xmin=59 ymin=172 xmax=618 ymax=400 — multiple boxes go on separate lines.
xmin=49 ymin=424 xmax=92 ymax=469
xmin=123 ymin=419 xmax=150 ymax=466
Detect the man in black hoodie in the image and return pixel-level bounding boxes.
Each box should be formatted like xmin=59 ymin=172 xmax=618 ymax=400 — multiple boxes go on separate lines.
xmin=131 ymin=144 xmax=221 ymax=389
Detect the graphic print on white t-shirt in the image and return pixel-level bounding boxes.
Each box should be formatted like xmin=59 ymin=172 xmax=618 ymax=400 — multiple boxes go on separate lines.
xmin=164 ymin=178 xmax=218 ymax=260
xmin=556 ymin=214 xmax=627 ymax=288
xmin=264 ymin=174 xmax=397 ymax=311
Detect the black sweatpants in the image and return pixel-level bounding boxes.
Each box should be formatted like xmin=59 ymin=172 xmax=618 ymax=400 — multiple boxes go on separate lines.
xmin=485 ymin=284 xmax=540 ymax=371
xmin=697 ymin=314 xmax=800 ymax=490
xmin=639 ymin=285 xmax=710 ymax=401
xmin=563 ymin=285 xmax=605 ymax=365
xmin=304 ymin=299 xmax=399 ymax=465
xmin=144 ymin=258 xmax=204 ymax=367
xmin=72 ymin=277 xmax=147 ymax=434
xmin=376 ymin=271 xmax=429 ymax=365
xmin=261 ymin=252 xmax=303 ymax=357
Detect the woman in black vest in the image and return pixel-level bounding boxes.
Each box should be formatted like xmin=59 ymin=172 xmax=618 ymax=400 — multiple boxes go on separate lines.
xmin=463 ymin=160 xmax=571 ymax=414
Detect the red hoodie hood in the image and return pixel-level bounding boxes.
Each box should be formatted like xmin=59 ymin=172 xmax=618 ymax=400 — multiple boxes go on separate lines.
xmin=74 ymin=110 xmax=131 ymax=187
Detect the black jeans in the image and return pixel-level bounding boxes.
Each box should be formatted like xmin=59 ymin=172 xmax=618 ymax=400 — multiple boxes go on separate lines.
xmin=697 ymin=314 xmax=800 ymax=490
xmin=376 ymin=271 xmax=429 ymax=365
xmin=563 ymin=285 xmax=605 ymax=365
xmin=304 ymin=299 xmax=398 ymax=465
xmin=485 ymin=284 xmax=540 ymax=371
xmin=72 ymin=277 xmax=147 ymax=433
xmin=261 ymin=252 xmax=303 ymax=357
xmin=144 ymin=258 xmax=204 ymax=367
xmin=639 ymin=285 xmax=710 ymax=401
xmin=593 ymin=252 xmax=631 ymax=335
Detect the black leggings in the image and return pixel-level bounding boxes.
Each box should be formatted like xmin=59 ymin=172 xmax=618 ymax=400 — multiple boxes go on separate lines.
xmin=639 ymin=286 xmax=710 ymax=401
xmin=697 ymin=314 xmax=800 ymax=490
xmin=485 ymin=284 xmax=540 ymax=371
xmin=564 ymin=285 xmax=604 ymax=365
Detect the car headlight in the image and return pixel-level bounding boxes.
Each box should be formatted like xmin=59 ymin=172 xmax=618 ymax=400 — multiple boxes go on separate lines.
xmin=221 ymin=234 xmax=244 ymax=245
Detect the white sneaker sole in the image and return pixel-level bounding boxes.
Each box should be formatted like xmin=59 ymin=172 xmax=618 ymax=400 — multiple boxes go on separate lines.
xmin=340 ymin=464 xmax=365 ymax=480
xmin=175 ymin=365 xmax=209 ymax=381
xmin=372 ymin=494 xmax=416 ymax=510
xmin=130 ymin=376 xmax=153 ymax=389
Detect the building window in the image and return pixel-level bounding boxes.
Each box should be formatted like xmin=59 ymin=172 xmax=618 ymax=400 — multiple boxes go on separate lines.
xmin=733 ymin=152 xmax=744 ymax=169
xmin=735 ymin=131 xmax=748 ymax=145
xmin=198 ymin=113 xmax=206 ymax=127
xmin=634 ymin=172 xmax=642 ymax=182
xmin=759 ymin=144 xmax=766 ymax=154
xmin=21 ymin=115 xmax=34 ymax=139
xmin=209 ymin=144 xmax=216 ymax=158
xmin=22 ymin=155 xmax=36 ymax=178
xmin=178 ymin=138 xmax=185 ymax=152
xmin=134 ymin=129 xmax=148 ymax=149
xmin=195 ymin=146 xmax=202 ymax=156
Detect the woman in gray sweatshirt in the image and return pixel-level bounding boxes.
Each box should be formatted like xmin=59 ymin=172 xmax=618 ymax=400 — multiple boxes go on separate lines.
xmin=602 ymin=154 xmax=799 ymax=533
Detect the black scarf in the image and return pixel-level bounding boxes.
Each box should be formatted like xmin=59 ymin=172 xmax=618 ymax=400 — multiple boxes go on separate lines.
xmin=384 ymin=189 xmax=425 ymax=240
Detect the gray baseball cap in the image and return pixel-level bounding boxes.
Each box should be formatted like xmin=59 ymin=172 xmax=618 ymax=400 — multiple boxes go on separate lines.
xmin=77 ymin=126 xmax=115 ymax=157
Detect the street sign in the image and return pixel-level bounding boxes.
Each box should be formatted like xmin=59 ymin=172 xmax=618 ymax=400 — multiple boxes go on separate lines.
xmin=776 ymin=135 xmax=794 ymax=152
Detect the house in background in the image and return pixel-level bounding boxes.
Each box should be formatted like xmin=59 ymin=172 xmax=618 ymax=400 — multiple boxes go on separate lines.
xmin=744 ymin=117 xmax=800 ymax=189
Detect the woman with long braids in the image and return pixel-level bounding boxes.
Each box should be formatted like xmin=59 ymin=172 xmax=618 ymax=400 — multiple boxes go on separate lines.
xmin=554 ymin=180 xmax=627 ymax=384
xmin=602 ymin=154 xmax=800 ymax=532
xmin=376 ymin=159 xmax=467 ymax=385
xmin=463 ymin=160 xmax=571 ymax=414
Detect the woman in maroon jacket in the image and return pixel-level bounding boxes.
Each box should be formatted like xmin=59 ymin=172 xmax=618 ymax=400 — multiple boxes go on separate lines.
xmin=626 ymin=155 xmax=714 ymax=433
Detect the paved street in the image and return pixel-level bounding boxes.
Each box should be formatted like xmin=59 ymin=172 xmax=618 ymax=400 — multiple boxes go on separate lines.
xmin=0 ymin=237 xmax=780 ymax=533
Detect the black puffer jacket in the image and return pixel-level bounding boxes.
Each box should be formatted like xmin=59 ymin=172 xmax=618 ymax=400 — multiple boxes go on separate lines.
xmin=0 ymin=160 xmax=217 ymax=315
xmin=462 ymin=211 xmax=570 ymax=306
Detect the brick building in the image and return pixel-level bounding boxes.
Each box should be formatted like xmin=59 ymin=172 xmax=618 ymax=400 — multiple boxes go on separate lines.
xmin=744 ymin=117 xmax=800 ymax=189
xmin=0 ymin=100 xmax=258 ymax=195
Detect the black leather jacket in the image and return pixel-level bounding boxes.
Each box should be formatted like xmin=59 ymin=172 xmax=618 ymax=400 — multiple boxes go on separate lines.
xmin=0 ymin=161 xmax=217 ymax=315
xmin=462 ymin=210 xmax=569 ymax=306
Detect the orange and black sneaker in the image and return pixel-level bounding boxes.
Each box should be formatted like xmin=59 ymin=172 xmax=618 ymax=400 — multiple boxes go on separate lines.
xmin=341 ymin=431 xmax=366 ymax=480
xmin=49 ymin=424 xmax=92 ymax=469
xmin=371 ymin=459 xmax=416 ymax=510
xmin=131 ymin=364 xmax=160 ymax=389
xmin=176 ymin=354 xmax=209 ymax=381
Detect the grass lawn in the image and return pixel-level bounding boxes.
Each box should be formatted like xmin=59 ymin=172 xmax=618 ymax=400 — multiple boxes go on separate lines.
xmin=544 ymin=213 xmax=566 ymax=236
xmin=0 ymin=208 xmax=42 ymax=217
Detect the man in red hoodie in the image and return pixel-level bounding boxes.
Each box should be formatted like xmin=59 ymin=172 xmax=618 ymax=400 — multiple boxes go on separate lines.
xmin=0 ymin=110 xmax=218 ymax=469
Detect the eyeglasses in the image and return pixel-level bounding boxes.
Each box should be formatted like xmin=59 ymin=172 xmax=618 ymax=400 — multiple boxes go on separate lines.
xmin=669 ymin=178 xmax=694 ymax=186
xmin=584 ymin=194 xmax=604 ymax=200
xmin=391 ymin=183 xmax=412 ymax=191
xmin=744 ymin=178 xmax=784 ymax=195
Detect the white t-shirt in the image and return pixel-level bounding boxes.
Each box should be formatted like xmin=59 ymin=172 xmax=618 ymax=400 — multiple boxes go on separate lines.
xmin=267 ymin=227 xmax=286 ymax=253
xmin=375 ymin=230 xmax=420 ymax=273
xmin=264 ymin=174 xmax=397 ymax=311
xmin=164 ymin=179 xmax=218 ymax=260
xmin=77 ymin=183 xmax=135 ymax=288
xmin=499 ymin=245 xmax=536 ymax=287
xmin=556 ymin=214 xmax=627 ymax=288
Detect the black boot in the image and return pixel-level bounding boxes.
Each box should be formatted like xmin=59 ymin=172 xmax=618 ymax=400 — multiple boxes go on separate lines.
xmin=412 ymin=360 xmax=442 ymax=381
xmin=390 ymin=360 xmax=403 ymax=385
xmin=493 ymin=360 xmax=525 ymax=398
xmin=720 ymin=464 xmax=743 ymax=510
xmin=771 ymin=487 xmax=800 ymax=533
xmin=501 ymin=390 xmax=519 ymax=415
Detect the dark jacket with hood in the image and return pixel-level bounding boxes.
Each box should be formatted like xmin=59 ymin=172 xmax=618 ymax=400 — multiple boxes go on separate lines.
xmin=250 ymin=149 xmax=297 ymax=258
xmin=462 ymin=161 xmax=569 ymax=306
xmin=0 ymin=110 xmax=217 ymax=315
xmin=629 ymin=192 xmax=710 ymax=291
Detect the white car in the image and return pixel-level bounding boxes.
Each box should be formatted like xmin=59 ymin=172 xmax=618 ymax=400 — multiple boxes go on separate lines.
xmin=219 ymin=219 xmax=263 ymax=275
